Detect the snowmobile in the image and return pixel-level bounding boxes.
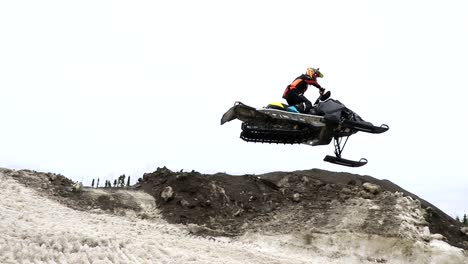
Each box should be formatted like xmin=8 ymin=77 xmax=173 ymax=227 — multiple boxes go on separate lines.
xmin=220 ymin=91 xmax=389 ymax=167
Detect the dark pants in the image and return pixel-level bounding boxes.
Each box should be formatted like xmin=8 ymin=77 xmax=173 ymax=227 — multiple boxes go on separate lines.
xmin=285 ymin=90 xmax=312 ymax=113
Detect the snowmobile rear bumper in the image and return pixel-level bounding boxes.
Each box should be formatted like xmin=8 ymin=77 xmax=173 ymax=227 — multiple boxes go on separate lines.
xmin=221 ymin=102 xmax=259 ymax=125
xmin=324 ymin=155 xmax=368 ymax=167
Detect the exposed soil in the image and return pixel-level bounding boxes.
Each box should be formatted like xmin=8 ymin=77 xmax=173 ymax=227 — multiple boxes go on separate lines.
xmin=138 ymin=167 xmax=468 ymax=249
xmin=3 ymin=168 xmax=150 ymax=214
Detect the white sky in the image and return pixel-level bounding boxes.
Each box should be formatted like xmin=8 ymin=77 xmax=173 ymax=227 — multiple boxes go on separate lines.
xmin=1 ymin=1 xmax=467 ymax=217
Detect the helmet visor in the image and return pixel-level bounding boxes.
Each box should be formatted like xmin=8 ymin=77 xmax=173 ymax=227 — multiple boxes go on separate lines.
xmin=315 ymin=68 xmax=323 ymax=78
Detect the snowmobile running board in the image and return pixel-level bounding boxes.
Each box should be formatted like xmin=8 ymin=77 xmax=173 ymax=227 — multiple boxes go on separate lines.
xmin=221 ymin=102 xmax=325 ymax=127
xmin=324 ymin=155 xmax=368 ymax=167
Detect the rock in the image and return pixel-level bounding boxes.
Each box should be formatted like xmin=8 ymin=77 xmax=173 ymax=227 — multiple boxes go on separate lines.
xmin=72 ymin=182 xmax=83 ymax=192
xmin=233 ymin=208 xmax=243 ymax=217
xmin=339 ymin=194 xmax=350 ymax=200
xmin=210 ymin=183 xmax=229 ymax=202
xmin=277 ymin=176 xmax=291 ymax=188
xmin=292 ymin=193 xmax=301 ymax=202
xmin=463 ymin=241 xmax=468 ymax=248
xmin=156 ymin=166 xmax=172 ymax=174
xmin=187 ymin=224 xmax=230 ymax=237
xmin=430 ymin=233 xmax=445 ymax=241
xmin=394 ymin=191 xmax=404 ymax=197
xmin=461 ymin=227 xmax=468 ymax=236
xmin=180 ymin=199 xmax=190 ymax=207
xmin=321 ymin=184 xmax=332 ymax=192
xmin=311 ymin=179 xmax=325 ymax=187
xmin=422 ymin=226 xmax=431 ymax=241
xmin=161 ymin=186 xmax=174 ymax=202
xmin=363 ymin=182 xmax=381 ymax=194
xmin=414 ymin=199 xmax=421 ymax=207
xmin=367 ymin=257 xmax=387 ymax=263
xmin=48 ymin=173 xmax=57 ymax=182
xmin=341 ymin=187 xmax=352 ymax=194
xmin=359 ymin=190 xmax=372 ymax=199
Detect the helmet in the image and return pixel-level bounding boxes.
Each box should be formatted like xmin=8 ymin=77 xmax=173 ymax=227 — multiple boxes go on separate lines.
xmin=306 ymin=67 xmax=324 ymax=78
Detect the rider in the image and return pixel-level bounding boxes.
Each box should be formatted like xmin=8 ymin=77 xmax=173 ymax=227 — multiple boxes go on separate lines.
xmin=282 ymin=67 xmax=325 ymax=113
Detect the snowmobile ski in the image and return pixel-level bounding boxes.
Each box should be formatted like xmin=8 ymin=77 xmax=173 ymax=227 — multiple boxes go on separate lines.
xmin=323 ymin=155 xmax=368 ymax=167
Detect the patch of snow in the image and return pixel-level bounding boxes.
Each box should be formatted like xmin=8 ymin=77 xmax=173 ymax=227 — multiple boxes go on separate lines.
xmin=0 ymin=175 xmax=294 ymax=264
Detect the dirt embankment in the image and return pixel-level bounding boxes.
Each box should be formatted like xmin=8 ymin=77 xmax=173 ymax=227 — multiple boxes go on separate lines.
xmin=2 ymin=168 xmax=156 ymax=218
xmin=138 ymin=167 xmax=468 ymax=250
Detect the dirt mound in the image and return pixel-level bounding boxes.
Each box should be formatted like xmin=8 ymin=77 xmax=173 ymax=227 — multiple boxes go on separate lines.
xmin=1 ymin=168 xmax=155 ymax=216
xmin=1 ymin=168 xmax=75 ymax=197
xmin=138 ymin=167 xmax=468 ymax=249
xmin=4 ymin=166 xmax=467 ymax=250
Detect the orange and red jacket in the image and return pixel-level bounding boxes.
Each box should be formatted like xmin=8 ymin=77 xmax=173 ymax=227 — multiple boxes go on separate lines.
xmin=282 ymin=74 xmax=322 ymax=98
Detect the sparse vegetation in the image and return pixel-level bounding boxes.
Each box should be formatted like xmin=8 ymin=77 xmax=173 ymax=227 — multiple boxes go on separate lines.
xmin=454 ymin=214 xmax=468 ymax=226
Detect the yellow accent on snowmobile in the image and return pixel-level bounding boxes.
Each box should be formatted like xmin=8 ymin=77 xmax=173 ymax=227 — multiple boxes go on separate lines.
xmin=268 ymin=102 xmax=286 ymax=109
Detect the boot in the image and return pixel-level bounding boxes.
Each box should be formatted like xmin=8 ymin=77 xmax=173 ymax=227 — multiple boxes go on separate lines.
xmin=293 ymin=101 xmax=313 ymax=113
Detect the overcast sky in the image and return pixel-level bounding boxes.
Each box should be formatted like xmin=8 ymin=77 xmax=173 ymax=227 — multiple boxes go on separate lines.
xmin=1 ymin=1 xmax=467 ymax=217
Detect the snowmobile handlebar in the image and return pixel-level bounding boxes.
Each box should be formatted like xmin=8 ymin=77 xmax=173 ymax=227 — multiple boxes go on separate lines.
xmin=314 ymin=90 xmax=331 ymax=105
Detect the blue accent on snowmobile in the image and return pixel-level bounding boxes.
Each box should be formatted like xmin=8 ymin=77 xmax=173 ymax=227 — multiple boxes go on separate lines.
xmin=286 ymin=106 xmax=299 ymax=113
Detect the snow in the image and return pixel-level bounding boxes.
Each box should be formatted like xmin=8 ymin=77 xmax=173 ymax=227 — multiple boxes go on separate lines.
xmin=0 ymin=175 xmax=281 ymax=264
xmin=0 ymin=172 xmax=467 ymax=264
